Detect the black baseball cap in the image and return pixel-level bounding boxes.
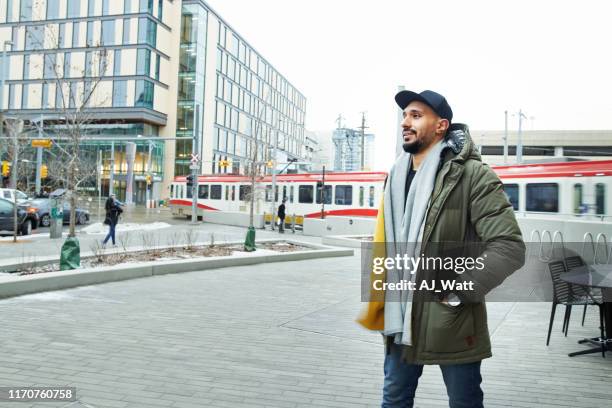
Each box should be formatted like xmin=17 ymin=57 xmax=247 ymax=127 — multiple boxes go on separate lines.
xmin=395 ymin=90 xmax=453 ymax=123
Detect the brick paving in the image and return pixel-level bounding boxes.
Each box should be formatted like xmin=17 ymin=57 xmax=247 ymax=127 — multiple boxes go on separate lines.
xmin=0 ymin=249 xmax=611 ymax=407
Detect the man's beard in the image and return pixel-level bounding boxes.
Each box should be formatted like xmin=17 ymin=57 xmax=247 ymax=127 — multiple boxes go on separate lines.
xmin=403 ymin=139 xmax=423 ymax=154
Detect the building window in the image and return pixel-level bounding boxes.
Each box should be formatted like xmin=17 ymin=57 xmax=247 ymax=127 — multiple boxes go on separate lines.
xmin=20 ymin=0 xmax=32 ymax=21
xmin=22 ymin=55 xmax=30 ymax=79
xmin=102 ymin=20 xmax=115 ymax=45
xmin=63 ymin=52 xmax=71 ymax=78
xmin=155 ymin=54 xmax=160 ymax=80
xmin=42 ymin=83 xmax=49 ymax=108
xmin=503 ymin=183 xmax=519 ymax=211
xmin=140 ymin=0 xmax=154 ymax=13
xmin=67 ymin=0 xmax=80 ymax=18
xmin=21 ymin=84 xmax=29 ymax=109
xmin=123 ymin=19 xmax=131 ymax=44
xmin=47 ymin=0 xmax=60 ymax=19
xmin=526 ymin=183 xmax=558 ymax=213
xmin=113 ymin=50 xmax=121 ymax=76
xmin=72 ymin=22 xmax=80 ymax=47
xmin=158 ymin=0 xmax=164 ymax=21
xmin=124 ymin=0 xmax=132 ymax=13
xmin=44 ymin=54 xmax=57 ymax=79
xmin=136 ymin=49 xmax=151 ymax=75
xmin=596 ymin=183 xmax=606 ymax=215
xmin=88 ymin=0 xmax=96 ymax=16
xmin=112 ymin=80 xmax=127 ymax=107
xmin=299 ymin=185 xmax=313 ymax=203
xmin=25 ymin=25 xmax=43 ymax=50
xmin=134 ymin=80 xmax=154 ymax=108
xmin=138 ymin=17 xmax=157 ymax=46
xmin=86 ymin=21 xmax=95 ymax=47
xmin=102 ymin=0 xmax=110 ymax=15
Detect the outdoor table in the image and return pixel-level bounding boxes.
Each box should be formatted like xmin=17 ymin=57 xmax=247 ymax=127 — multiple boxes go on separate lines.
xmin=561 ymin=264 xmax=612 ymax=357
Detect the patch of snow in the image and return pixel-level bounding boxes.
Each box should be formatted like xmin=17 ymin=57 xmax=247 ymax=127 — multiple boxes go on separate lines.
xmin=82 ymin=222 xmax=171 ymax=235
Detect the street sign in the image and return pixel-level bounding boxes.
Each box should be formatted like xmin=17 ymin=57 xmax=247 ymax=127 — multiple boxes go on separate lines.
xmin=190 ymin=153 xmax=200 ymax=164
xmin=32 ymin=139 xmax=52 ymax=148
xmin=189 ymin=164 xmax=200 ymax=170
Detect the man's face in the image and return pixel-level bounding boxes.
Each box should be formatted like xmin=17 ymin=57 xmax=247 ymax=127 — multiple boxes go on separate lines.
xmin=401 ymin=101 xmax=448 ymax=154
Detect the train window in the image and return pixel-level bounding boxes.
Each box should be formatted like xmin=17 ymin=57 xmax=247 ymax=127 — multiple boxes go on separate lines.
xmin=275 ymin=185 xmax=279 ymax=202
xmin=526 ymin=183 xmax=558 ymax=212
xmin=178 ymin=185 xmax=182 ymax=198
xmin=210 ymin=185 xmax=222 ymax=200
xmin=225 ymin=185 xmax=229 ymax=201
xmin=282 ymin=185 xmax=287 ymax=202
xmin=573 ymin=184 xmax=584 ymax=214
xmin=239 ymin=185 xmax=251 ymax=201
xmin=289 ymin=186 xmax=294 ymax=203
xmin=299 ymin=185 xmax=314 ymax=203
xmin=369 ymin=186 xmax=375 ymax=207
xmin=186 ymin=185 xmax=192 ymax=198
xmin=335 ymin=185 xmax=353 ymax=205
xmin=359 ymin=187 xmax=365 ymax=206
xmin=231 ymin=186 xmax=235 ymax=201
xmin=316 ymin=185 xmax=332 ymax=204
xmin=502 ymin=184 xmax=519 ymax=210
xmin=198 ymin=185 xmax=209 ymax=199
xmin=170 ymin=184 xmax=174 ymax=198
xmin=265 ymin=185 xmax=272 ymax=202
xmin=596 ymin=183 xmax=606 ymax=215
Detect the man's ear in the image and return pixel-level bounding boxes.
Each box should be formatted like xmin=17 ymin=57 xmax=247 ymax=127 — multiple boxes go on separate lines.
xmin=437 ymin=119 xmax=450 ymax=136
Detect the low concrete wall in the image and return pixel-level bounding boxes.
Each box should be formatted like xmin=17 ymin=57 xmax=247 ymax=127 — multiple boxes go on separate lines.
xmin=303 ymin=216 xmax=375 ymax=237
xmin=202 ymin=210 xmax=265 ymax=229
xmin=321 ymin=235 xmax=372 ymax=248
xmin=0 ymin=240 xmax=353 ymax=299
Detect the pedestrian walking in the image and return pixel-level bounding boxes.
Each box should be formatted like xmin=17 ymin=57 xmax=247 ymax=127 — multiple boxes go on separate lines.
xmin=277 ymin=198 xmax=286 ymax=233
xmin=103 ymin=194 xmax=123 ymax=246
xmin=358 ymin=89 xmax=526 ymax=407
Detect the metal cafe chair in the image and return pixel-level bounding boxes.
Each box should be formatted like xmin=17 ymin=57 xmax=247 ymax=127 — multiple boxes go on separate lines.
xmin=546 ymin=261 xmax=604 ymax=349
xmin=565 ymin=255 xmax=603 ymax=326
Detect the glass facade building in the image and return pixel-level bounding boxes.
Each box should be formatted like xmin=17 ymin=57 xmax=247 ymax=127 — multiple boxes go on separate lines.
xmin=0 ymin=0 xmax=307 ymax=202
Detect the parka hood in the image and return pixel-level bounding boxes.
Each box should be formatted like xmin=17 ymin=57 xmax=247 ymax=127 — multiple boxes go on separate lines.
xmin=443 ymin=123 xmax=481 ymax=163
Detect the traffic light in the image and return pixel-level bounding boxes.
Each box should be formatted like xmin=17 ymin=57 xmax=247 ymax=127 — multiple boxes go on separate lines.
xmin=41 ymin=164 xmax=48 ymax=179
xmin=145 ymin=174 xmax=152 ymax=185
xmin=266 ymin=160 xmax=274 ymax=168
xmin=219 ymin=159 xmax=230 ymax=168
xmin=1 ymin=161 xmax=10 ymax=177
xmin=186 ymin=174 xmax=194 ymax=187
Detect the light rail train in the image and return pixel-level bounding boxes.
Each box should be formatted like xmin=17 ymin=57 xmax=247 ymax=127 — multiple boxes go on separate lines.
xmin=169 ymin=160 xmax=612 ymax=223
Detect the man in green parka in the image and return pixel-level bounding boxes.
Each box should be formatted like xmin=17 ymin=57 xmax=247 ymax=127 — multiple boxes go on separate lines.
xmin=358 ymin=90 xmax=525 ymax=407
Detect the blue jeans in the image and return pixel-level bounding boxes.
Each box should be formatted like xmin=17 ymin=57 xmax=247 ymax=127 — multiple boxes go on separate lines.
xmin=382 ymin=341 xmax=483 ymax=408
xmin=103 ymin=223 xmax=116 ymax=245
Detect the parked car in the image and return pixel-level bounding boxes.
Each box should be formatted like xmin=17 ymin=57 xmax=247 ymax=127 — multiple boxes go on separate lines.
xmin=27 ymin=198 xmax=90 ymax=227
xmin=0 ymin=198 xmax=39 ymax=236
xmin=0 ymin=188 xmax=30 ymax=203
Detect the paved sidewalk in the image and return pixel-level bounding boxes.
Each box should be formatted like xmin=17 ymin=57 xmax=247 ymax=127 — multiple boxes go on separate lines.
xmin=0 ymin=251 xmax=611 ymax=407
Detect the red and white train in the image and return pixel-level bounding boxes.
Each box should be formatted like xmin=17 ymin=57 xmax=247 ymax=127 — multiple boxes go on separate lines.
xmin=169 ymin=160 xmax=612 ymax=222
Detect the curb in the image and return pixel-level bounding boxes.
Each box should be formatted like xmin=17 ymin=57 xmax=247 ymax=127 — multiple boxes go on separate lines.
xmin=0 ymin=240 xmax=353 ymax=300
xmin=321 ymin=235 xmax=373 ymax=248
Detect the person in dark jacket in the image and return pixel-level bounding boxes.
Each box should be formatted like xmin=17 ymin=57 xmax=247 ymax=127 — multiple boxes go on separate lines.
xmin=277 ymin=198 xmax=286 ymax=233
xmin=358 ymin=90 xmax=525 ymax=408
xmin=103 ymin=194 xmax=123 ymax=246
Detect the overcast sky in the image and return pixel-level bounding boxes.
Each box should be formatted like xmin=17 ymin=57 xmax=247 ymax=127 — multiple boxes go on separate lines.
xmin=206 ymin=0 xmax=612 ymax=171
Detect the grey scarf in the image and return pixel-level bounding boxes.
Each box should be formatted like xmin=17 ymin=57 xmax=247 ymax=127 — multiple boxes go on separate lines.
xmin=383 ymin=140 xmax=445 ymax=345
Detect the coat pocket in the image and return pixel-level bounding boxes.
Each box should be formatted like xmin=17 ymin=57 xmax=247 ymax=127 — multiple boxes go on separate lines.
xmin=424 ymin=302 xmax=476 ymax=353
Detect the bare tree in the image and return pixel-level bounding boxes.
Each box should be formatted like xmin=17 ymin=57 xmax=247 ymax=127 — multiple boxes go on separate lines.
xmin=26 ymin=12 xmax=111 ymax=239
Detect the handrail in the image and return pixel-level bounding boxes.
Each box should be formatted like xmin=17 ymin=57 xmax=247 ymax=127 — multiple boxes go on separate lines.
xmin=539 ymin=230 xmax=553 ymax=262
xmin=552 ymin=230 xmax=566 ymax=260
xmin=594 ymin=233 xmax=609 ymax=264
xmin=581 ymin=232 xmax=595 ymax=260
